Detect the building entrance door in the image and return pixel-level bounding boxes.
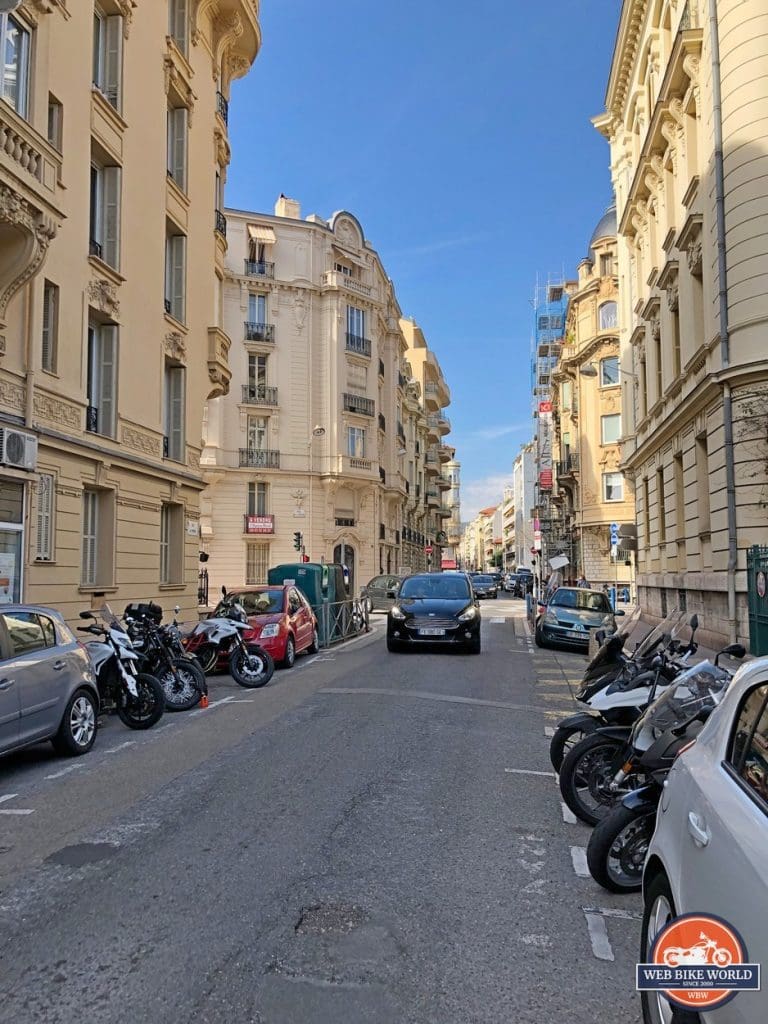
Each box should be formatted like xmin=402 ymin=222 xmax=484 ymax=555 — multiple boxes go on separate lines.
xmin=0 ymin=481 xmax=25 ymax=603
xmin=747 ymin=545 xmax=768 ymax=655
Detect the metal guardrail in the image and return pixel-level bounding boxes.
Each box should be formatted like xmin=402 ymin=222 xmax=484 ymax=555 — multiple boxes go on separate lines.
xmin=315 ymin=598 xmax=369 ymax=648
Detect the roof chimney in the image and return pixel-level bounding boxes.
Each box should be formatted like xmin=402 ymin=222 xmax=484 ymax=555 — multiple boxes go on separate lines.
xmin=274 ymin=194 xmax=301 ymax=219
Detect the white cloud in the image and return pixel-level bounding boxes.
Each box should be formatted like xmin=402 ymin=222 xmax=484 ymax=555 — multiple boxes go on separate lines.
xmin=460 ymin=473 xmax=511 ymax=520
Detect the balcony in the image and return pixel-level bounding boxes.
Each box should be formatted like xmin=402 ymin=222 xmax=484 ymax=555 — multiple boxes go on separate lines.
xmin=343 ymin=393 xmax=375 ymax=417
xmin=244 ymin=321 xmax=275 ymax=342
xmin=437 ymin=506 xmax=452 ymax=518
xmin=239 ymin=449 xmax=280 ymax=469
xmin=216 ymin=91 xmax=229 ymax=125
xmin=345 ymin=332 xmax=371 ymax=357
xmin=322 ymin=270 xmax=373 ymax=298
xmin=244 ymin=259 xmax=275 ymax=278
xmin=398 ymin=372 xmax=406 ymax=390
xmin=556 ymin=452 xmax=580 ymax=477
xmin=244 ymin=514 xmax=275 ymax=535
xmin=207 ymin=326 xmax=232 ymax=399
xmin=241 ymin=384 xmax=278 ymax=406
xmin=438 ymin=444 xmax=452 ymax=463
xmin=214 ymin=209 xmax=227 ymax=237
xmin=438 ymin=414 xmax=451 ymax=435
xmin=378 ymin=413 xmax=386 ymax=432
xmin=437 ymin=475 xmax=451 ymax=491
xmin=342 ymin=455 xmax=374 ymax=475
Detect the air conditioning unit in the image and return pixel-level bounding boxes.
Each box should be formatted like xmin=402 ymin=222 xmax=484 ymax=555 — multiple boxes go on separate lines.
xmin=0 ymin=428 xmax=38 ymax=471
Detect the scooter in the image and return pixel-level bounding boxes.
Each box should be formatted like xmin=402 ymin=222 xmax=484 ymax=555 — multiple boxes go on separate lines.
xmin=183 ymin=600 xmax=275 ymax=688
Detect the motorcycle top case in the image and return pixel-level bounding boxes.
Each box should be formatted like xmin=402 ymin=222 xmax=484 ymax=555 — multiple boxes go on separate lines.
xmin=124 ymin=602 xmax=163 ymax=624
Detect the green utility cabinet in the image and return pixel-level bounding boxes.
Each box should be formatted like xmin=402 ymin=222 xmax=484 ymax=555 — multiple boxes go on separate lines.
xmin=747 ymin=545 xmax=768 ymax=655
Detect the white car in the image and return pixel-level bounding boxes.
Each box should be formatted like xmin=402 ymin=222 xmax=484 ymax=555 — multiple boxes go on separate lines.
xmin=641 ymin=656 xmax=768 ymax=1024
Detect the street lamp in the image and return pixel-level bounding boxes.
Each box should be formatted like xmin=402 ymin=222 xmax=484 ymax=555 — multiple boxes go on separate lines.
xmin=579 ymin=361 xmax=637 ymax=380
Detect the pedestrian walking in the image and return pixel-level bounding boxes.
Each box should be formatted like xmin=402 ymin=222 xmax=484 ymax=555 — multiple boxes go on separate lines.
xmin=576 ymin=574 xmax=590 ymax=588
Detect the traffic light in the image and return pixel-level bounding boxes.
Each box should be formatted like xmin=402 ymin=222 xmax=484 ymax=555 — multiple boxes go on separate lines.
xmin=293 ymin=531 xmax=303 ymax=552
xmin=302 ymin=554 xmax=310 ymax=563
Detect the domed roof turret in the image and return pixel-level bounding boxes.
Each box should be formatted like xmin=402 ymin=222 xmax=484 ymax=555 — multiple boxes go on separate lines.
xmin=588 ymin=203 xmax=617 ymax=260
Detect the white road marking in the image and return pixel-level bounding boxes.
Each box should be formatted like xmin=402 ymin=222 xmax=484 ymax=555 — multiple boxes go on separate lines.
xmin=320 ymin=687 xmax=565 ymax=715
xmin=504 ymin=768 xmax=557 ymax=778
xmin=584 ymin=911 xmax=614 ymax=961
xmin=0 ymin=809 xmax=35 ymax=816
xmin=225 ymin=699 xmax=255 ymax=704
xmin=582 ymin=906 xmax=642 ymax=921
xmin=0 ymin=793 xmax=18 ymax=804
xmin=489 ymin=617 xmax=507 ymax=624
xmin=103 ymin=741 xmax=136 ymax=755
xmin=570 ymin=846 xmax=590 ymax=877
xmin=544 ymin=726 xmax=555 ymax=737
xmin=45 ymin=764 xmax=86 ymax=780
xmin=561 ymin=802 xmax=578 ymax=824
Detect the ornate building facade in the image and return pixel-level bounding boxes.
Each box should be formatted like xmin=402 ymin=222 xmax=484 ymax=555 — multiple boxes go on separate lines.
xmin=0 ymin=0 xmax=260 ymax=619
xmin=596 ymin=0 xmax=768 ymax=645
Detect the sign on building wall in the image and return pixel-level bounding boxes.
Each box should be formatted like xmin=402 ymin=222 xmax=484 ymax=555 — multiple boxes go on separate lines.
xmin=538 ymin=400 xmax=553 ymax=490
xmin=245 ymin=515 xmax=276 ymax=535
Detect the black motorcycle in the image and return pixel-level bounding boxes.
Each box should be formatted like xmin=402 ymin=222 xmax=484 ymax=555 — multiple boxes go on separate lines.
xmin=124 ymin=603 xmax=207 ymax=712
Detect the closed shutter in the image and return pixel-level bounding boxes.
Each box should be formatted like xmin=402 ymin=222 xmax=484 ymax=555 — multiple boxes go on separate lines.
xmin=169 ymin=107 xmax=187 ymax=191
xmin=103 ymin=165 xmax=121 ymax=269
xmin=42 ymin=282 xmax=57 ymax=373
xmin=160 ymin=506 xmax=170 ymax=584
xmin=36 ymin=474 xmax=54 ymax=561
xmin=82 ymin=491 xmax=98 ymax=586
xmin=256 ymin=482 xmax=267 ymax=516
xmin=104 ymin=15 xmax=123 ymax=108
xmin=170 ymin=0 xmax=188 ymax=55
xmin=170 ymin=235 xmax=186 ymax=323
xmin=98 ymin=325 xmax=117 ymax=437
xmin=166 ymin=366 xmax=185 ymax=461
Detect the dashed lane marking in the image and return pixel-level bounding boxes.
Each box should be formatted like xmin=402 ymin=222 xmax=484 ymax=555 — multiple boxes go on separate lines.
xmin=0 ymin=794 xmax=34 ymax=815
xmin=584 ymin=911 xmax=614 ymax=962
xmin=570 ymin=846 xmax=590 ymax=877
xmin=504 ymin=768 xmax=558 ymax=778
xmin=489 ymin=617 xmax=507 ymax=624
xmin=103 ymin=741 xmax=136 ymax=755
xmin=45 ymin=764 xmax=86 ymax=780
xmin=583 ymin=906 xmax=642 ymax=921
xmin=561 ymin=802 xmax=578 ymax=825
xmin=0 ymin=794 xmax=19 ymax=804
xmin=0 ymin=809 xmax=35 ymax=815
xmin=544 ymin=726 xmax=555 ymax=737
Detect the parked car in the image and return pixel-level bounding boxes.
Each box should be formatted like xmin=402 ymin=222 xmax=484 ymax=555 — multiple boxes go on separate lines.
xmin=535 ymin=587 xmax=622 ymax=649
xmin=359 ymin=574 xmax=403 ymax=613
xmin=470 ymin=574 xmax=498 ymax=599
xmin=490 ymin=572 xmax=504 ymax=590
xmin=503 ymin=573 xmax=521 ymax=595
xmin=641 ymin=656 xmax=768 ymax=1024
xmin=0 ymin=605 xmax=99 ymax=759
xmin=386 ymin=573 xmax=481 ymax=654
xmin=212 ymin=586 xmax=318 ymax=668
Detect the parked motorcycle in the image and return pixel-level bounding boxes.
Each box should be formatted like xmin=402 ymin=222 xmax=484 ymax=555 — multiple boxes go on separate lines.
xmin=183 ymin=602 xmax=275 ymax=688
xmin=585 ymin=642 xmax=745 ymax=892
xmin=123 ymin=602 xmax=207 ymax=712
xmin=549 ymin=611 xmax=697 ymax=771
xmin=78 ymin=606 xmax=165 ymax=729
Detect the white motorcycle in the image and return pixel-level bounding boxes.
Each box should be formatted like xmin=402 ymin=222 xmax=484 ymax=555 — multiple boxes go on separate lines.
xmin=183 ymin=602 xmax=275 ymax=688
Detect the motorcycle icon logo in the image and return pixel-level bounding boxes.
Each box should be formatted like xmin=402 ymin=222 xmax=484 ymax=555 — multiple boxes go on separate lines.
xmin=662 ymin=933 xmax=733 ymax=968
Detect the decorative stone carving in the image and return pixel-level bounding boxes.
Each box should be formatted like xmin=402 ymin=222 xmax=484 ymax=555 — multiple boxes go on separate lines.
xmin=33 ymin=393 xmax=81 ymax=429
xmin=163 ymin=54 xmax=196 ymax=122
xmin=164 ymin=331 xmax=186 ymax=362
xmin=87 ymin=278 xmax=120 ymax=319
xmin=113 ymin=0 xmax=137 ymax=37
xmin=666 ymin=283 xmax=679 ymax=312
xmin=0 ymin=184 xmax=57 ymax=323
xmin=294 ymin=293 xmax=307 ymax=332
xmin=0 ymin=379 xmax=25 ymax=411
xmin=336 ymin=220 xmax=356 ymax=246
xmin=649 ymin=314 xmax=661 ymax=342
xmin=686 ymin=240 xmax=702 ymax=277
xmin=122 ymin=426 xmax=161 ymax=457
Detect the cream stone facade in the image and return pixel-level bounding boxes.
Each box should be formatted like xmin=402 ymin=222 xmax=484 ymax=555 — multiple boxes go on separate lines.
xmin=201 ymin=201 xmax=455 ymax=594
xmin=551 ymin=208 xmax=635 ymax=589
xmin=596 ymin=0 xmax=768 ymax=645
xmin=0 ymin=0 xmax=259 ymax=621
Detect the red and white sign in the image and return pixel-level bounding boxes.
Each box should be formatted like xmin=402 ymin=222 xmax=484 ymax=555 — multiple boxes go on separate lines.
xmin=244 ymin=514 xmax=275 ymax=535
xmin=425 ymin=545 xmax=433 ymax=554
xmin=539 ymin=469 xmax=553 ymax=489
xmin=539 ymin=400 xmax=553 ymax=414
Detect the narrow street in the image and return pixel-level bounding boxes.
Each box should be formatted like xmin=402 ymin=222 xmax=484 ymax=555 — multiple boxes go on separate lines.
xmin=0 ymin=599 xmax=642 ymax=1024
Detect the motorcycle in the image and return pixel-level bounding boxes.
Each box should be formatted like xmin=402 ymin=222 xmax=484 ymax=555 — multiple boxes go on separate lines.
xmin=123 ymin=602 xmax=207 ymax=712
xmin=663 ymin=934 xmax=733 ymax=967
xmin=549 ymin=611 xmax=697 ymax=771
xmin=182 ymin=601 xmax=275 ymax=688
xmin=585 ymin=642 xmax=745 ymax=892
xmin=78 ymin=606 xmax=165 ymax=729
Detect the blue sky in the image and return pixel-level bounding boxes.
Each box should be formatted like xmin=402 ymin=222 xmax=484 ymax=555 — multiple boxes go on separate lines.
xmin=226 ymin=0 xmax=621 ymax=519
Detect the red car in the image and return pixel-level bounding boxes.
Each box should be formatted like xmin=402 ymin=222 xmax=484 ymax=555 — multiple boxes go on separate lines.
xmin=213 ymin=586 xmax=318 ymax=668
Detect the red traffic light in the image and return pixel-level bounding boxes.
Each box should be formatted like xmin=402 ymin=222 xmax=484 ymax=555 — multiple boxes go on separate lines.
xmin=302 ymin=554 xmax=310 ymax=563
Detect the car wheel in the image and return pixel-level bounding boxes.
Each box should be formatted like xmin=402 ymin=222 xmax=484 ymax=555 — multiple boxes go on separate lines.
xmin=386 ymin=636 xmax=401 ymax=652
xmin=641 ymin=873 xmax=701 ymax=1024
xmin=534 ymin=627 xmax=546 ymax=648
xmin=467 ymin=635 xmax=481 ymax=654
xmin=307 ymin=627 xmax=319 ymax=654
xmin=282 ymin=635 xmax=295 ymax=669
xmin=364 ymin=597 xmax=373 ymax=614
xmin=51 ymin=688 xmax=98 ymax=756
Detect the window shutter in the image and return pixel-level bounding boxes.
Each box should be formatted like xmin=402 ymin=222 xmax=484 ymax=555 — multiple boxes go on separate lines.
xmin=82 ymin=491 xmax=98 ymax=586
xmin=103 ymin=165 xmax=121 ymax=269
xmin=171 ymin=235 xmax=186 ymax=322
xmin=36 ymin=474 xmax=54 ymax=561
xmin=170 ymin=107 xmax=187 ymax=191
xmin=104 ymin=15 xmax=123 ymax=108
xmin=169 ymin=367 xmax=185 ymax=460
xmin=99 ymin=325 xmax=117 ymax=436
xmin=171 ymin=0 xmax=188 ymax=55
xmin=42 ymin=283 xmax=56 ymax=372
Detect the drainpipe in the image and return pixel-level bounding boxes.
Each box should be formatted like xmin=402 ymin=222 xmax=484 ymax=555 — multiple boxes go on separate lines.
xmin=708 ymin=0 xmax=739 ymax=643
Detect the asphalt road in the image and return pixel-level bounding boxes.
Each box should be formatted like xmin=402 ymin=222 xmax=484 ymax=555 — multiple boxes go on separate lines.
xmin=0 ymin=599 xmax=643 ymax=1024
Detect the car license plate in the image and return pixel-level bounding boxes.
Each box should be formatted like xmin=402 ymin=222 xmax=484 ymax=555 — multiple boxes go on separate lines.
xmin=419 ymin=628 xmax=446 ymax=636
xmin=566 ymin=630 xmax=586 ymax=638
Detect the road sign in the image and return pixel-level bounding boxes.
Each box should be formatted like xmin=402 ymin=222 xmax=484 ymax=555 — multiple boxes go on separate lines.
xmin=610 ymin=523 xmax=620 ymax=546
xmin=425 ymin=545 xmax=433 ymax=554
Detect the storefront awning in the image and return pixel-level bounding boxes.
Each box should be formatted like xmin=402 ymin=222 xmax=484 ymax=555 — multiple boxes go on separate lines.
xmin=247 ymin=224 xmax=276 ymax=244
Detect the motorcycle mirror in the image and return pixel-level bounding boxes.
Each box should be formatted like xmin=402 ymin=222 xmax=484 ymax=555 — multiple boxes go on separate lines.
xmin=174 ymin=605 xmax=180 ymax=615
xmin=221 ymin=585 xmax=227 ymax=597
xmin=651 ymin=654 xmax=663 ymax=668
xmin=689 ymin=613 xmax=699 ymax=631
xmin=717 ymin=642 xmax=746 ymax=665
xmin=79 ymin=611 xmax=95 ymax=620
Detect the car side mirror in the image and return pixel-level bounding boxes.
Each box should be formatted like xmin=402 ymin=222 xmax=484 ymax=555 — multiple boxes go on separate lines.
xmin=615 ymin=609 xmax=625 ymax=616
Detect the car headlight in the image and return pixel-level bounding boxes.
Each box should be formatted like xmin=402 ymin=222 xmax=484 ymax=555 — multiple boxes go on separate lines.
xmin=458 ymin=606 xmax=477 ymax=621
xmin=601 ymin=615 xmax=615 ymax=627
xmin=260 ymin=624 xmax=280 ymax=638
xmin=544 ymin=611 xmax=557 ymax=624
xmin=390 ymin=605 xmax=406 ymax=620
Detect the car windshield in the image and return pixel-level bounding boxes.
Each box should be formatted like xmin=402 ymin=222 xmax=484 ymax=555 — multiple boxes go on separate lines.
xmin=549 ymin=589 xmax=611 ymax=613
xmin=399 ymin=576 xmax=471 ymax=600
xmin=219 ymin=589 xmax=284 ymax=615
xmin=473 ymin=576 xmax=493 ymax=585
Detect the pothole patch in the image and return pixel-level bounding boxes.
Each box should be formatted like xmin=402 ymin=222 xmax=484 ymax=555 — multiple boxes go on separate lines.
xmin=45 ymin=842 xmax=119 ymax=868
xmin=294 ymin=903 xmax=366 ymax=936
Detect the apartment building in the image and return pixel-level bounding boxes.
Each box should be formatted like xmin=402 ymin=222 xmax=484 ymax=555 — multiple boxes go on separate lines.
xmin=513 ymin=442 xmax=536 ymax=571
xmin=201 ymin=199 xmax=454 ymax=592
xmin=0 ymin=1 xmax=259 ymax=619
xmin=501 ymin=484 xmax=514 ymax=569
xmin=443 ymin=452 xmax=462 ymax=567
xmin=596 ymin=0 xmax=768 ymax=645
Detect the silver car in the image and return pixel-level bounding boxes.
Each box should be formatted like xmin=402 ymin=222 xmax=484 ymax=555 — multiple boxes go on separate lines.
xmin=641 ymin=655 xmax=768 ymax=1024
xmin=0 ymin=605 xmax=99 ymax=759
xmin=359 ymin=574 xmax=403 ymax=613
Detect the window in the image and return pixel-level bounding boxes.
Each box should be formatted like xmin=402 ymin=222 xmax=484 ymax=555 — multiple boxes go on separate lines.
xmin=335 ymin=262 xmax=353 ymax=277
xmin=248 ymin=293 xmax=267 ymax=325
xmin=168 ymin=0 xmax=188 ymax=57
xmin=92 ymin=6 xmax=123 ymax=109
xmin=347 ymin=305 xmax=366 ymax=340
xmin=674 ymin=454 xmax=685 ymax=544
xmin=245 ymin=542 xmax=270 ymax=585
xmin=47 ymin=94 xmax=63 ymax=151
xmin=247 ymin=416 xmax=268 ymax=451
xmin=35 ymin=474 xmax=54 ymax=562
xmin=89 ymin=160 xmax=121 ymax=268
xmin=82 ymin=490 xmax=98 ymax=586
xmin=164 ymin=364 xmax=185 ymax=461
xmin=600 ymin=356 xmax=619 ymax=386
xmin=561 ymin=381 xmax=572 ymax=410
xmin=538 ymin=316 xmax=550 ymax=330
xmin=655 ymin=331 xmax=663 ymax=400
xmin=81 ymin=489 xmax=114 ymax=587
xmin=600 ymin=253 xmax=615 ymax=277
xmin=160 ymin=503 xmax=183 ymax=585
xmin=696 ymin=434 xmax=710 ymax=533
xmin=247 ymin=482 xmax=268 ymax=516
xmin=1 ymin=14 xmax=30 ymax=118
xmin=347 ymin=426 xmax=366 ymax=459
xmin=657 ymin=467 xmax=666 ymax=543
xmin=248 ymin=353 xmax=267 ymax=388
xmin=729 ymin=684 xmax=768 ymax=810
xmin=167 ymin=106 xmax=188 ymax=192
xmin=598 ymin=302 xmax=618 ymax=330
xmin=42 ymin=280 xmax=59 ymax=373
xmin=3 ymin=611 xmax=49 ymax=656
xmin=86 ymin=323 xmax=118 ymax=437
xmin=643 ymin=477 xmax=651 ymax=546
xmin=601 ymin=414 xmax=621 ymax=445
xmin=603 ymin=471 xmax=623 ymax=502
xmin=165 ymin=232 xmax=186 ymax=322
xmin=671 ymin=306 xmax=681 ymax=378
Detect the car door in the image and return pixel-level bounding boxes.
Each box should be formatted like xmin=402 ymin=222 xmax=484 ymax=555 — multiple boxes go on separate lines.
xmin=364 ymin=576 xmax=386 ymax=610
xmin=676 ymin=682 xmax=768 ymax=1022
xmin=0 ymin=624 xmax=20 ymax=751
xmin=287 ymin=588 xmax=311 ymax=650
xmin=5 ymin=610 xmax=70 ymax=745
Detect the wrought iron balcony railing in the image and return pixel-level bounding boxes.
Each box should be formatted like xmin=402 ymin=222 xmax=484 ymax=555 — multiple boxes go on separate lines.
xmin=214 ymin=209 xmax=227 ymax=237
xmin=345 ymin=333 xmax=371 ymax=357
xmin=216 ymin=91 xmax=229 ymax=124
xmin=244 ymin=321 xmax=275 ymax=342
xmin=244 ymin=259 xmax=275 ymax=278
xmin=239 ymin=449 xmax=280 ymax=469
xmin=241 ymin=385 xmax=278 ymax=406
xmin=343 ymin=393 xmax=375 ymax=417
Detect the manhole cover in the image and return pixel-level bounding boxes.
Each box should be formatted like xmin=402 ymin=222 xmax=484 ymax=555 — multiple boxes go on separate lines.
xmin=295 ymin=903 xmax=366 ymax=936
xmin=45 ymin=843 xmax=118 ymax=868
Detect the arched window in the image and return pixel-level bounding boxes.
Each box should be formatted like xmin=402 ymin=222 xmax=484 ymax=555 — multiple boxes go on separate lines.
xmin=599 ymin=301 xmax=618 ymax=330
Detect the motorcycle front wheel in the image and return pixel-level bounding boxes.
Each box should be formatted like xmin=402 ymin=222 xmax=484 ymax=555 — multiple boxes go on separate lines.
xmin=549 ymin=722 xmax=595 ymax=772
xmin=586 ymin=802 xmax=656 ymax=892
xmin=559 ymin=733 xmax=626 ymax=825
xmin=229 ymin=644 xmax=274 ymax=689
xmin=158 ymin=658 xmax=205 ymax=712
xmin=117 ymin=672 xmax=165 ymax=729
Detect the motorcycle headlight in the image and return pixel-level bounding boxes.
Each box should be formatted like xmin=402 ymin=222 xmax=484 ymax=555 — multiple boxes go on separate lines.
xmin=260 ymin=624 xmax=280 ymax=638
xmin=390 ymin=605 xmax=406 ymax=620
xmin=458 ymin=606 xmax=477 ymax=622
